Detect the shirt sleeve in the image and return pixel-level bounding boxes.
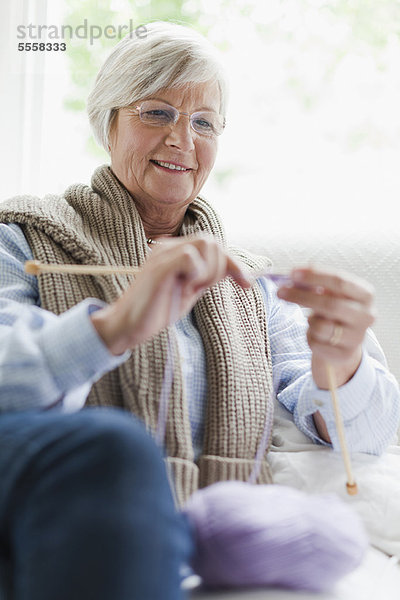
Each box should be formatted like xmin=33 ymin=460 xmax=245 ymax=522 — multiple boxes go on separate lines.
xmin=258 ymin=276 xmax=400 ymax=455
xmin=0 ymin=223 xmax=130 ymax=413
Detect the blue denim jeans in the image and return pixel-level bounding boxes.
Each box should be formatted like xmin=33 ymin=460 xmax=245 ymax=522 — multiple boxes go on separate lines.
xmin=0 ymin=408 xmax=192 ymax=600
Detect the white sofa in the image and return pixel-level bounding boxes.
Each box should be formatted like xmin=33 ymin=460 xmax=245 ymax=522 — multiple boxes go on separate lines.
xmin=237 ymin=228 xmax=400 ymax=385
xmin=2 ymin=229 xmax=399 ymax=600
xmin=191 ymin=228 xmax=400 ymax=600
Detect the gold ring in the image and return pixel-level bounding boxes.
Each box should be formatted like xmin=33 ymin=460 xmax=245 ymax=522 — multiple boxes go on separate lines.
xmin=329 ymin=324 xmax=343 ymax=346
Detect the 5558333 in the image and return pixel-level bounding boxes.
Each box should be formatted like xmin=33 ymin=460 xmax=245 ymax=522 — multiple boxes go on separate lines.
xmin=18 ymin=42 xmax=67 ymax=51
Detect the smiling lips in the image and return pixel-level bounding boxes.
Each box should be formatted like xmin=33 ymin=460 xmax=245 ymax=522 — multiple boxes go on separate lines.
xmin=151 ymin=159 xmax=192 ymax=172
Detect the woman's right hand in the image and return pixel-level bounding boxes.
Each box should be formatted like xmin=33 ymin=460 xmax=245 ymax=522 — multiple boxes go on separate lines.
xmin=91 ymin=236 xmax=252 ymax=355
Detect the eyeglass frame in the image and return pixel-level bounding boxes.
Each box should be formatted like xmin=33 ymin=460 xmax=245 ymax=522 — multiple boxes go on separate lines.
xmin=124 ymin=99 xmax=226 ymax=137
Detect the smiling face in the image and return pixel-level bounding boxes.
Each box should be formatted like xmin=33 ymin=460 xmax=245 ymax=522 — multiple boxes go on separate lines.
xmin=109 ymin=81 xmax=221 ymax=214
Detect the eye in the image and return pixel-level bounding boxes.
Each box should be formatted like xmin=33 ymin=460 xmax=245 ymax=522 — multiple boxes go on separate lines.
xmin=146 ymin=109 xmax=169 ymax=117
xmin=194 ymin=118 xmax=213 ymax=130
xmin=192 ymin=111 xmax=222 ymax=135
xmin=141 ymin=108 xmax=174 ymax=124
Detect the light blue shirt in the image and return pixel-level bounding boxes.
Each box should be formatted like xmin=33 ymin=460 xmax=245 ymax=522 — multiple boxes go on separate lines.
xmin=0 ymin=222 xmax=399 ymax=456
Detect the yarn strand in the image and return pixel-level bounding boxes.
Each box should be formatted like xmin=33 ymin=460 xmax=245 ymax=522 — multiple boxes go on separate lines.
xmin=155 ymin=283 xmax=182 ymax=448
xmin=248 ymin=395 xmax=274 ymax=484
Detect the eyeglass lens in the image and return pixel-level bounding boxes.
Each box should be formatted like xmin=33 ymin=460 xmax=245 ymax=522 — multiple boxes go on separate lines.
xmin=138 ymin=100 xmax=224 ymax=136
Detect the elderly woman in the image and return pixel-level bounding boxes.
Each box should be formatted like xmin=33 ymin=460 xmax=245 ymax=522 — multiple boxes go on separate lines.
xmin=0 ymin=20 xmax=399 ymax=600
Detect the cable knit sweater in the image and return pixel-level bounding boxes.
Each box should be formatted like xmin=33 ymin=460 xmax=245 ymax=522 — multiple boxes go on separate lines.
xmin=0 ymin=165 xmax=274 ymax=505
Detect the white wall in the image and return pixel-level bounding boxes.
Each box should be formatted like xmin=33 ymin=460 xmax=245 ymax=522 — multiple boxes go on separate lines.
xmin=1 ymin=1 xmax=400 ymax=239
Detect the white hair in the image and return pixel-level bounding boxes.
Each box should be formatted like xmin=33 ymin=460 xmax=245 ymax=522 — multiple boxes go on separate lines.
xmin=87 ymin=20 xmax=229 ymax=153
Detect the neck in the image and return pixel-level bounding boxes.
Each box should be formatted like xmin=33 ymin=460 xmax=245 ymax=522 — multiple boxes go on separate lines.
xmin=142 ymin=213 xmax=184 ymax=240
xmin=109 ymin=169 xmax=190 ymax=239
xmin=134 ymin=197 xmax=188 ymax=241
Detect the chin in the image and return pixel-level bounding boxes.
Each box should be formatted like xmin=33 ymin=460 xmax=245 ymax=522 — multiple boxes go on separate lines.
xmin=151 ymin=187 xmax=195 ymax=206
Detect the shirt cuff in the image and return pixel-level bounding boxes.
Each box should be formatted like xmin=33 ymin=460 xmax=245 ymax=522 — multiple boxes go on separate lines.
xmin=294 ymin=349 xmax=376 ymax=444
xmin=38 ymin=298 xmax=131 ymax=393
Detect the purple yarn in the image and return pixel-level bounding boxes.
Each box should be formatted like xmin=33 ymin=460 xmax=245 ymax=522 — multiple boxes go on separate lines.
xmin=156 ymin=278 xmax=367 ymax=592
xmin=184 ymin=481 xmax=368 ymax=592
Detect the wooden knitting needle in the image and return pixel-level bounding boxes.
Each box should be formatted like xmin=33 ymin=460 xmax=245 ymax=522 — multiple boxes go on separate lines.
xmin=325 ymin=363 xmax=358 ymax=495
xmin=242 ymin=268 xmax=358 ymax=494
xmin=26 ymin=260 xmax=292 ymax=282
xmin=24 ymin=260 xmax=140 ymax=277
xmin=25 ymin=259 xmax=357 ymax=495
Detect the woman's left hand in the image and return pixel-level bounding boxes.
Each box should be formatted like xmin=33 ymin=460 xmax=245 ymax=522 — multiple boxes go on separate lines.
xmin=277 ymin=266 xmax=376 ymax=390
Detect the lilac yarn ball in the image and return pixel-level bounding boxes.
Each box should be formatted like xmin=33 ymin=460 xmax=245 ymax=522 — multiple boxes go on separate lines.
xmin=184 ymin=481 xmax=368 ymax=592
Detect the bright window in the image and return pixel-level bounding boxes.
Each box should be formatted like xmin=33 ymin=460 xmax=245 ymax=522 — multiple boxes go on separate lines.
xmin=2 ymin=0 xmax=400 ymax=236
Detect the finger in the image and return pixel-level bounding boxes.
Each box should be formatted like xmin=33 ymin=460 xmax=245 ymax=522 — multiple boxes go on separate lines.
xmin=190 ymin=237 xmax=226 ymax=290
xmin=150 ymin=236 xmax=252 ymax=289
xmin=306 ymin=330 xmax=362 ymax=365
xmin=291 ymin=267 xmax=374 ymax=305
xmin=308 ymin=315 xmax=346 ymax=347
xmin=149 ymin=242 xmax=207 ymax=286
xmin=225 ymin=256 xmax=253 ymax=287
xmin=175 ymin=244 xmax=210 ymax=285
xmin=278 ymin=285 xmax=375 ymax=329
xmin=307 ymin=315 xmax=366 ymax=349
xmin=179 ymin=237 xmax=253 ymax=289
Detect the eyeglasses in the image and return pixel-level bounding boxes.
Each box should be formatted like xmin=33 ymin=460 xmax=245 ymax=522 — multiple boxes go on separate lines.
xmin=126 ymin=99 xmax=226 ymax=137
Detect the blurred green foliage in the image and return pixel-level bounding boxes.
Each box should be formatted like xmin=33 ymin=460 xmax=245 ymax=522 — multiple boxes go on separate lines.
xmin=63 ymin=0 xmax=209 ymax=160
xmin=63 ymin=0 xmax=204 ymax=112
xmin=63 ymin=0 xmax=400 ymax=162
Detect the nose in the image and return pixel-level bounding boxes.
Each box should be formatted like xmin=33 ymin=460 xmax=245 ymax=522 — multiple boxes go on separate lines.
xmin=164 ymin=114 xmax=195 ymax=152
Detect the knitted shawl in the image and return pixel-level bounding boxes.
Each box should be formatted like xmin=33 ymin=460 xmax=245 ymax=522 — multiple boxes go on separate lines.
xmin=0 ymin=165 xmax=274 ymax=505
